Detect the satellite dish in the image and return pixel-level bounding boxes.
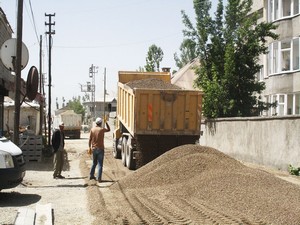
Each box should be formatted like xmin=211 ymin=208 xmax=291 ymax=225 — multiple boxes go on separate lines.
xmin=0 ymin=38 xmax=29 ymax=71
xmin=26 ymin=66 xmax=39 ymax=101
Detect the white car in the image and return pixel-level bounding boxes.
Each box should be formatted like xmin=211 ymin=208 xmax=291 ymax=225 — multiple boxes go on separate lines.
xmin=0 ymin=136 xmax=26 ymax=190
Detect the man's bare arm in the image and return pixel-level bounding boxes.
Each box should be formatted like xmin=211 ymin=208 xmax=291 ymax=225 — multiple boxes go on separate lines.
xmin=105 ymin=122 xmax=110 ymax=132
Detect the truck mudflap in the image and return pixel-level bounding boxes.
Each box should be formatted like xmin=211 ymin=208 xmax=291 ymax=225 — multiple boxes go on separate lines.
xmin=135 ymin=135 xmax=199 ymax=169
xmin=64 ymin=129 xmax=81 ymax=139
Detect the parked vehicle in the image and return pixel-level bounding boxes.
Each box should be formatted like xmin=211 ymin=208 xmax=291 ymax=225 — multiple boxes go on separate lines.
xmin=0 ymin=136 xmax=26 ymax=191
xmin=53 ymin=110 xmax=82 ymax=139
xmin=113 ymin=71 xmax=203 ymax=169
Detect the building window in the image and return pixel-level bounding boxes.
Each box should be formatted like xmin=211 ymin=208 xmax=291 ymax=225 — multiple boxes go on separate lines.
xmin=257 ymin=66 xmax=264 ymax=81
xmin=269 ymin=0 xmax=300 ymax=21
xmin=295 ymin=0 xmax=300 ymax=14
xmin=287 ymin=94 xmax=294 ymax=115
xmin=261 ymin=96 xmax=269 ymax=116
xmin=266 ymin=93 xmax=300 ymax=116
xmin=269 ymin=42 xmax=278 ymax=74
xmin=281 ymin=40 xmax=291 ymax=71
xmin=293 ymin=38 xmax=299 ymax=70
xmin=269 ymin=0 xmax=278 ymax=21
xmin=268 ymin=38 xmax=300 ymax=75
xmin=296 ymin=93 xmax=300 ymax=114
xmin=269 ymin=95 xmax=278 ymax=115
xmin=278 ymin=94 xmax=285 ymax=115
xmin=283 ymin=0 xmax=292 ymax=17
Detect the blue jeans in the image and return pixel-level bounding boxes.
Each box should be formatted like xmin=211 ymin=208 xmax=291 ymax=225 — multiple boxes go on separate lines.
xmin=90 ymin=148 xmax=104 ymax=181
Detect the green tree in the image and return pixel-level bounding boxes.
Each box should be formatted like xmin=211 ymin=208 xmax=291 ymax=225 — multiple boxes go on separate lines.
xmin=181 ymin=0 xmax=278 ymax=118
xmin=137 ymin=66 xmax=145 ymax=72
xmin=67 ymin=96 xmax=85 ymax=118
xmin=145 ymin=44 xmax=164 ymax=72
xmin=174 ymin=38 xmax=197 ymax=69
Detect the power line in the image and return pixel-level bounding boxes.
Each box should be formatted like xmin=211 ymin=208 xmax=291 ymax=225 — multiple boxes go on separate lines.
xmin=26 ymin=0 xmax=39 ymax=42
xmin=53 ymin=32 xmax=181 ymax=49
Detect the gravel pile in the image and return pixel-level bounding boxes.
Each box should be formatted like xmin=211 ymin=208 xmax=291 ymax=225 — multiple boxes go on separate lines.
xmin=126 ymin=78 xmax=181 ymax=89
xmin=113 ymin=145 xmax=300 ymax=224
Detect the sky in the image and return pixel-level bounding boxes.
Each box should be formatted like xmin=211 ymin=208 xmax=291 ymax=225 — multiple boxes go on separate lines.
xmin=0 ymin=0 xmax=223 ymax=112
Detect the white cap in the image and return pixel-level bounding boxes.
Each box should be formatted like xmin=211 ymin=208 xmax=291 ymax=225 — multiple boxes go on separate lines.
xmin=59 ymin=122 xmax=64 ymax=127
xmin=95 ymin=117 xmax=102 ymax=125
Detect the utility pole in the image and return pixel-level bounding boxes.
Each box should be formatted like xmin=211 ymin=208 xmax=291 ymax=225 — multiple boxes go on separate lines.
xmin=45 ymin=13 xmax=55 ymax=146
xmin=13 ymin=0 xmax=24 ymax=145
xmin=89 ymin=64 xmax=97 ymax=119
xmin=103 ymin=67 xmax=106 ymax=127
xmin=39 ymin=35 xmax=43 ymax=135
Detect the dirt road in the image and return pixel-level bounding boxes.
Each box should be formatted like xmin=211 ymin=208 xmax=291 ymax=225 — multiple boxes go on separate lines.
xmin=0 ymin=132 xmax=96 ymax=225
xmin=1 ymin=119 xmax=300 ymax=225
xmin=0 ymin=120 xmax=132 ymax=225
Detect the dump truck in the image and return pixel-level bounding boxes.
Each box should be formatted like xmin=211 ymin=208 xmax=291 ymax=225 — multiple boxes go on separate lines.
xmin=53 ymin=110 xmax=82 ymax=139
xmin=113 ymin=71 xmax=203 ymax=169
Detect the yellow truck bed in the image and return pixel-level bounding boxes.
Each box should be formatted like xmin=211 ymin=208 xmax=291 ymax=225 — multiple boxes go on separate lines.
xmin=117 ymin=72 xmax=202 ymax=137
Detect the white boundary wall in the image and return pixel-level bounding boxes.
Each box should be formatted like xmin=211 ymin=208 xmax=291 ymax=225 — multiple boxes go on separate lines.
xmin=200 ymin=116 xmax=300 ymax=170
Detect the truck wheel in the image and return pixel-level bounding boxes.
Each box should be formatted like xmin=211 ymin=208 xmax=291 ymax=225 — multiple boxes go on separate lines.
xmin=121 ymin=138 xmax=127 ymax=166
xmin=126 ymin=142 xmax=135 ymax=170
xmin=112 ymin=139 xmax=121 ymax=159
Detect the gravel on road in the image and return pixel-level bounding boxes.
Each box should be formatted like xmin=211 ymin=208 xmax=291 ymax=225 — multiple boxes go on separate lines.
xmin=2 ymin=127 xmax=300 ymax=225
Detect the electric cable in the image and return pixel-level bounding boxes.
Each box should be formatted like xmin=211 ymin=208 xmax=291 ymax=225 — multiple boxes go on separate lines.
xmin=27 ymin=0 xmax=39 ymax=43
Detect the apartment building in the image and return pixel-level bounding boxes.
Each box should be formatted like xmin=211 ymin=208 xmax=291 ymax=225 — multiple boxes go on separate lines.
xmin=254 ymin=0 xmax=300 ymax=116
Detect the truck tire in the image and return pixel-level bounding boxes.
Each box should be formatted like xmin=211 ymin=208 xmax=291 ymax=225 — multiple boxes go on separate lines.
xmin=121 ymin=138 xmax=127 ymax=167
xmin=112 ymin=139 xmax=121 ymax=159
xmin=125 ymin=138 xmax=135 ymax=170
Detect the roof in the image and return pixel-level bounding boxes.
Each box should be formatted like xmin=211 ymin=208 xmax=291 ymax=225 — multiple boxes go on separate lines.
xmin=4 ymin=96 xmax=40 ymax=108
xmin=171 ymin=58 xmax=200 ymax=90
xmin=0 ymin=7 xmax=13 ymax=33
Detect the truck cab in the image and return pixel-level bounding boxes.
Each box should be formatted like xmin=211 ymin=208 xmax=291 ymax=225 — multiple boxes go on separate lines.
xmin=0 ymin=136 xmax=26 ymax=191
